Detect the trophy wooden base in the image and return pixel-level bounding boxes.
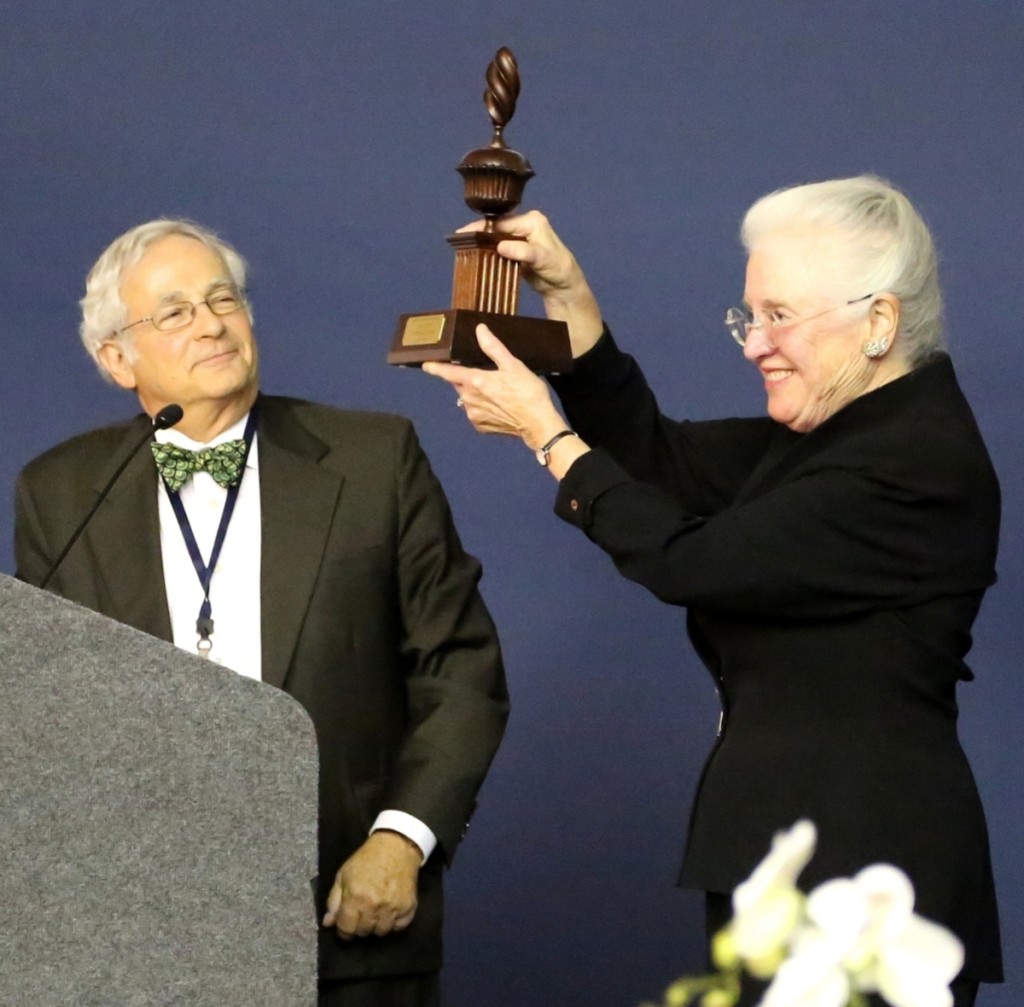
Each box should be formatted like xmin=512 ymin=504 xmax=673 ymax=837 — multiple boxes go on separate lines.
xmin=388 ymin=309 xmax=573 ymax=374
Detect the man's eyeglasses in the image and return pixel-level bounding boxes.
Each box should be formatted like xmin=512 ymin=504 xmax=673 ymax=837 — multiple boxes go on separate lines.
xmin=724 ymin=292 xmax=874 ymax=347
xmin=119 ymin=284 xmax=247 ymax=335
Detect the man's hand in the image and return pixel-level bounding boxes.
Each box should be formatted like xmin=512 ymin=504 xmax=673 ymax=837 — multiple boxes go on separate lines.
xmin=322 ymin=830 xmax=422 ymax=939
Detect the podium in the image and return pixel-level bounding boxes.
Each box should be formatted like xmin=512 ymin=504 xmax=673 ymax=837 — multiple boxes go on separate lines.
xmin=0 ymin=575 xmax=318 ymax=1006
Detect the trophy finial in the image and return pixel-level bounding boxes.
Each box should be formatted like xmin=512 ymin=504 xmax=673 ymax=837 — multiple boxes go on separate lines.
xmin=388 ymin=45 xmax=573 ymax=373
xmin=457 ymin=46 xmax=535 ymax=229
xmin=484 ymin=47 xmax=521 ymax=145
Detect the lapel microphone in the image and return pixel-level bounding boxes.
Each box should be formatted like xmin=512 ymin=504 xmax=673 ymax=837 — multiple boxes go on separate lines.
xmin=40 ymin=404 xmax=185 ymax=590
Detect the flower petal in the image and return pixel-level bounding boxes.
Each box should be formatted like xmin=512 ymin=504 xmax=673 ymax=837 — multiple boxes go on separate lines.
xmin=758 ymin=934 xmax=849 ymax=1007
xmin=733 ymin=889 xmax=804 ymax=960
xmin=854 ymin=864 xmax=915 ymax=940
xmin=874 ymin=915 xmax=965 ymax=1007
xmin=805 ymin=878 xmax=870 ymax=953
xmin=734 ymin=821 xmax=817 ymax=915
xmin=874 ymin=968 xmax=953 ymax=1007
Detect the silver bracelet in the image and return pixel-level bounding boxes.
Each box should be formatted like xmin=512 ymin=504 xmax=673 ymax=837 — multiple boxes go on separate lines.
xmin=535 ymin=429 xmax=578 ymax=467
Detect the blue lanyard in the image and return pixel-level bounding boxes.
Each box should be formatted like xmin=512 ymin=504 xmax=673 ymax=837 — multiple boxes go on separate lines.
xmin=160 ymin=409 xmax=258 ymax=655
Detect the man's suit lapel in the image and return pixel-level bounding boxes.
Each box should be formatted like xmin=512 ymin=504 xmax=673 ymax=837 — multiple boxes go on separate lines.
xmin=257 ymin=398 xmax=345 ymax=689
xmin=85 ymin=417 xmax=173 ymax=641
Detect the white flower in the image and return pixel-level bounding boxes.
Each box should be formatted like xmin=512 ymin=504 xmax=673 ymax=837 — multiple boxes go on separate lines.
xmin=659 ymin=822 xmax=968 ymax=1007
xmin=728 ymin=820 xmax=817 ymax=974
xmin=761 ymin=862 xmax=965 ymax=1007
xmin=757 ymin=927 xmax=850 ymax=1007
xmin=837 ymin=865 xmax=963 ymax=1007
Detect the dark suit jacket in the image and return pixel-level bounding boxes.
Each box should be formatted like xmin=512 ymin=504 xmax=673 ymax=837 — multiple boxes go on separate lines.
xmin=550 ymin=332 xmax=1002 ymax=981
xmin=15 ymin=394 xmax=509 ymax=981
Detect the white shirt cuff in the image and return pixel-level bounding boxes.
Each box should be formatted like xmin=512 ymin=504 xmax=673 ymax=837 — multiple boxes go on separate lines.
xmin=371 ymin=810 xmax=437 ymax=864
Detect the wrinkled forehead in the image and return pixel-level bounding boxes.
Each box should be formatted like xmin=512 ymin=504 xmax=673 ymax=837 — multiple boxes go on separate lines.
xmin=744 ymin=227 xmax=851 ymax=306
xmin=119 ymin=234 xmax=232 ymax=307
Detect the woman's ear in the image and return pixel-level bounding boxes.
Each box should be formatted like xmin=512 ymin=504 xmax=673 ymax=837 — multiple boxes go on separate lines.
xmin=871 ymin=294 xmax=900 ymax=341
xmin=863 ymin=294 xmax=900 ymax=358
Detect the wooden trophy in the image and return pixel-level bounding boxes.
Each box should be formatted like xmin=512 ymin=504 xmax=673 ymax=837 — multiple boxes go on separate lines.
xmin=388 ymin=47 xmax=573 ymax=374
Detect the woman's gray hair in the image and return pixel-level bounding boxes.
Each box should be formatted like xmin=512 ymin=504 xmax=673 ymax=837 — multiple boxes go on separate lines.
xmin=740 ymin=175 xmax=944 ymax=366
xmin=79 ymin=219 xmax=249 ymax=376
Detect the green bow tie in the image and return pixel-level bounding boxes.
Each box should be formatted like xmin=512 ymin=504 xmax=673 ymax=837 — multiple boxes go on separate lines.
xmin=151 ymin=439 xmax=247 ymax=492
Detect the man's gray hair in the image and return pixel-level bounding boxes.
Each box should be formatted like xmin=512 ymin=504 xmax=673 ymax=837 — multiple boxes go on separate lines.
xmin=740 ymin=175 xmax=944 ymax=366
xmin=79 ymin=219 xmax=249 ymax=377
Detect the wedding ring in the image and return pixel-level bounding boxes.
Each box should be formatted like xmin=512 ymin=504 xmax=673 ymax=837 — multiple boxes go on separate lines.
xmin=456 ymin=397 xmax=464 ymax=408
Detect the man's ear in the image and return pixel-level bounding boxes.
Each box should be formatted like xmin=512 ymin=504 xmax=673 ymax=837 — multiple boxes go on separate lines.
xmin=97 ymin=340 xmax=138 ymax=390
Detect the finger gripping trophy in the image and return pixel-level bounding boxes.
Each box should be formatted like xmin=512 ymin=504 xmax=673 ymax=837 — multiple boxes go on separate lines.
xmin=388 ymin=47 xmax=572 ymax=374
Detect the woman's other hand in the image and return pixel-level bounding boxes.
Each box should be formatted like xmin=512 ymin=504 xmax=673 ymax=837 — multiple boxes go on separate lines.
xmin=423 ymin=324 xmax=590 ymax=479
xmin=457 ymin=211 xmax=604 ymax=359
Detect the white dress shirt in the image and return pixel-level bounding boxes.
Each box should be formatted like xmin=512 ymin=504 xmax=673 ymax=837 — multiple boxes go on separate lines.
xmin=156 ymin=415 xmax=262 ymax=678
xmin=154 ymin=412 xmax=435 ymax=860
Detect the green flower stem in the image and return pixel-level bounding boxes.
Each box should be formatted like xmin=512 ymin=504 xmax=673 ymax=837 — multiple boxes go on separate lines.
xmin=653 ymin=968 xmax=741 ymax=1007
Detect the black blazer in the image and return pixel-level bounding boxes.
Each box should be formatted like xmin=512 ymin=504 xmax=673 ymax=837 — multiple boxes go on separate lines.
xmin=15 ymin=394 xmax=509 ymax=981
xmin=551 ymin=333 xmax=1002 ymax=982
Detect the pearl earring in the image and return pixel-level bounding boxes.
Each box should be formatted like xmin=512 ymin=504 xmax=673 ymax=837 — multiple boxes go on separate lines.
xmin=863 ymin=337 xmax=889 ymax=359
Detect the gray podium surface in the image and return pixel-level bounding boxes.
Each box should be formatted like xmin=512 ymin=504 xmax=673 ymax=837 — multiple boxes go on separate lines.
xmin=0 ymin=575 xmax=318 ymax=1006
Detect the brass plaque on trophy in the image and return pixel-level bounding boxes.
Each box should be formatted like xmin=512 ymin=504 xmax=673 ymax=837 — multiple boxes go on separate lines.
xmin=388 ymin=47 xmax=573 ymax=374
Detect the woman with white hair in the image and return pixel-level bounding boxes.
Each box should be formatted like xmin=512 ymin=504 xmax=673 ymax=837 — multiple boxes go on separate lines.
xmin=424 ymin=176 xmax=1001 ymax=1005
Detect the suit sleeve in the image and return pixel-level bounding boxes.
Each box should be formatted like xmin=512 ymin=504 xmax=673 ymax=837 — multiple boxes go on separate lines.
xmin=550 ymin=328 xmax=774 ymax=515
xmin=554 ymin=443 xmax=998 ymax=621
xmin=382 ymin=422 xmax=509 ymax=863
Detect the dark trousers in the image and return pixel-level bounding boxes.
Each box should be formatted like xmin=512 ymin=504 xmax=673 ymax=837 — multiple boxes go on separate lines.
xmin=318 ymin=972 xmax=441 ymax=1007
xmin=705 ymin=893 xmax=979 ymax=1007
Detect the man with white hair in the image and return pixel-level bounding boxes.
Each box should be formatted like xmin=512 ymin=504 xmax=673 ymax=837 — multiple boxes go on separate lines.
xmin=15 ymin=219 xmax=509 ymax=1007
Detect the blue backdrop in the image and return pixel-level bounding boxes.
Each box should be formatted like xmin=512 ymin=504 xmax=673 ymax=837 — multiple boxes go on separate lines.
xmin=2 ymin=3 xmax=1021 ymax=1004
